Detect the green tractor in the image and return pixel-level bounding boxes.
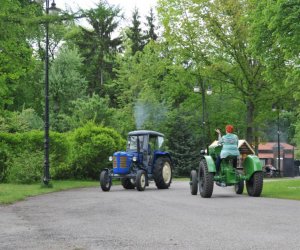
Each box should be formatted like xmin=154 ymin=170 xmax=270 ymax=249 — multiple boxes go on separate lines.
xmin=190 ymin=140 xmax=263 ymax=198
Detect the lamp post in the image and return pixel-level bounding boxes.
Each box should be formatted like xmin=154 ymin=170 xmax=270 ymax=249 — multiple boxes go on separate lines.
xmin=194 ymin=79 xmax=212 ymax=149
xmin=272 ymin=104 xmax=281 ymax=177
xmin=35 ymin=0 xmax=60 ymax=185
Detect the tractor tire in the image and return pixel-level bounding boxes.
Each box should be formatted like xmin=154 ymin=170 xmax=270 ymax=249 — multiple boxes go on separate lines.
xmin=121 ymin=178 xmax=135 ymax=189
xmin=136 ymin=170 xmax=146 ymax=191
xmin=100 ymin=170 xmax=111 ymax=192
xmin=235 ymin=180 xmax=244 ymax=194
xmin=246 ymin=171 xmax=263 ymax=197
xmin=190 ymin=170 xmax=198 ymax=195
xmin=198 ymin=158 xmax=214 ymax=198
xmin=153 ymin=157 xmax=173 ymax=189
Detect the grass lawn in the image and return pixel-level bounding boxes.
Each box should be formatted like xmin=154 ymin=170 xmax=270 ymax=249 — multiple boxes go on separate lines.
xmin=1 ymin=178 xmax=300 ymax=205
xmin=0 ymin=180 xmax=99 ymax=205
xmin=261 ymin=178 xmax=300 ymax=200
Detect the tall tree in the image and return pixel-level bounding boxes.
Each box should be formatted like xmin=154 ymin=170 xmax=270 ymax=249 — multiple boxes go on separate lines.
xmin=73 ymin=1 xmax=122 ymax=95
xmin=145 ymin=8 xmax=158 ymax=42
xmin=49 ymin=45 xmax=87 ymax=131
xmin=127 ymin=7 xmax=145 ymax=55
xmin=158 ymin=0 xmax=274 ymax=149
xmin=0 ymin=0 xmax=36 ymax=111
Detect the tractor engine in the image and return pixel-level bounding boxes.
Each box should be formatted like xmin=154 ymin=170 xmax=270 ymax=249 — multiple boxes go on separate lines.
xmin=112 ymin=152 xmax=134 ymax=175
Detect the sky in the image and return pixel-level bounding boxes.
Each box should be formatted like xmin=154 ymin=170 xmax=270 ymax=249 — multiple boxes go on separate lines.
xmin=59 ymin=0 xmax=158 ymax=22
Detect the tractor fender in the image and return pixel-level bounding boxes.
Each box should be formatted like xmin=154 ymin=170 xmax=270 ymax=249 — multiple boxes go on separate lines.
xmin=203 ymin=155 xmax=216 ymax=173
xmin=154 ymin=151 xmax=173 ymax=165
xmin=243 ymin=155 xmax=263 ymax=177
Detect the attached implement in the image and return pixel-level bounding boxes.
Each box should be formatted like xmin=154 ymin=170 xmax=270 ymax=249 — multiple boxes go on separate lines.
xmin=100 ymin=130 xmax=173 ymax=192
xmin=190 ymin=140 xmax=263 ymax=198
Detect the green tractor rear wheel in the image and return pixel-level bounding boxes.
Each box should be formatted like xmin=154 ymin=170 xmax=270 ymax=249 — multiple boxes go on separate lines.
xmin=190 ymin=170 xmax=198 ymax=195
xmin=246 ymin=172 xmax=263 ymax=197
xmin=198 ymin=158 xmax=214 ymax=198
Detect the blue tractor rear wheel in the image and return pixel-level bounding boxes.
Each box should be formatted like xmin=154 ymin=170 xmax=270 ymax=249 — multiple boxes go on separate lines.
xmin=153 ymin=157 xmax=173 ymax=189
xmin=121 ymin=178 xmax=135 ymax=189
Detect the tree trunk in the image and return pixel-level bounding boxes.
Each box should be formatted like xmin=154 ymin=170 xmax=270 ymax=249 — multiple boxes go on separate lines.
xmin=246 ymin=100 xmax=254 ymax=146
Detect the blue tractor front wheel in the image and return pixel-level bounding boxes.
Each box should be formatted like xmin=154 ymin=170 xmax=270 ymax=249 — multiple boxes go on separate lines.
xmin=100 ymin=170 xmax=112 ymax=192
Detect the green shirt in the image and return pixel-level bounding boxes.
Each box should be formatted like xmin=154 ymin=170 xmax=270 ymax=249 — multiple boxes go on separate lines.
xmin=218 ymin=133 xmax=240 ymax=158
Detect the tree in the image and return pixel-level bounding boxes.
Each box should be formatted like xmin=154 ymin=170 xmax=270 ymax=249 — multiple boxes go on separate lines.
xmin=127 ymin=7 xmax=145 ymax=55
xmin=48 ymin=46 xmax=87 ymax=131
xmin=0 ymin=0 xmax=36 ymax=111
xmin=145 ymin=8 xmax=158 ymax=42
xmin=73 ymin=1 xmax=122 ymax=95
xmin=158 ymin=0 xmax=274 ymax=149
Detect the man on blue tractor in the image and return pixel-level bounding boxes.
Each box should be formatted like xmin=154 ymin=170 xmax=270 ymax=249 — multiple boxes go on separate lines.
xmin=215 ymin=125 xmax=240 ymax=172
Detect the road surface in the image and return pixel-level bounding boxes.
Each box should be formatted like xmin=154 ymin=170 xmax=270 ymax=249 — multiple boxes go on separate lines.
xmin=1 ymin=181 xmax=299 ymax=250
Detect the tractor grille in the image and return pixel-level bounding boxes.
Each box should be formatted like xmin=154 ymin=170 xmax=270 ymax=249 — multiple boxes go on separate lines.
xmin=113 ymin=156 xmax=127 ymax=168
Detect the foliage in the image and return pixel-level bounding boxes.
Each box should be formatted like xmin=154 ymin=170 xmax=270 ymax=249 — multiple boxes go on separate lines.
xmin=127 ymin=8 xmax=145 ymax=55
xmin=6 ymin=150 xmax=43 ymax=184
xmin=0 ymin=0 xmax=36 ymax=111
xmin=145 ymin=8 xmax=158 ymax=42
xmin=0 ymin=141 xmax=9 ymax=182
xmin=0 ymin=124 xmax=125 ymax=182
xmin=1 ymin=0 xmax=300 ymax=177
xmin=0 ymin=109 xmax=43 ymax=133
xmin=72 ymin=1 xmax=123 ymax=95
xmin=49 ymin=45 xmax=87 ymax=130
xmin=69 ymin=123 xmax=126 ymax=179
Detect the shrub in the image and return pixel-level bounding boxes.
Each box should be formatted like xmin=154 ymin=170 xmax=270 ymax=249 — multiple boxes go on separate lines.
xmin=6 ymin=150 xmax=43 ymax=184
xmin=69 ymin=123 xmax=126 ymax=179
xmin=0 ymin=124 xmax=125 ymax=182
xmin=0 ymin=141 xmax=9 ymax=182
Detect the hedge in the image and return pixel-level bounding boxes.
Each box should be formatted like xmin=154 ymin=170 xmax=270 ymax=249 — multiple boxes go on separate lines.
xmin=0 ymin=123 xmax=126 ymax=183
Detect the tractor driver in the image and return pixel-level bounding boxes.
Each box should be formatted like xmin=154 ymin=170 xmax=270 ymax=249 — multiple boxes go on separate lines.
xmin=215 ymin=125 xmax=240 ymax=172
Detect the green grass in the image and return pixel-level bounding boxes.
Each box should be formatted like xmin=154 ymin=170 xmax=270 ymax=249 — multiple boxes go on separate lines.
xmin=261 ymin=179 xmax=300 ymax=200
xmin=0 ymin=180 xmax=99 ymax=205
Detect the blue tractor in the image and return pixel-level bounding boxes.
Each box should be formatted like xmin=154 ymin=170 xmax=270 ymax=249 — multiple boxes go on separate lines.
xmin=100 ymin=130 xmax=173 ymax=192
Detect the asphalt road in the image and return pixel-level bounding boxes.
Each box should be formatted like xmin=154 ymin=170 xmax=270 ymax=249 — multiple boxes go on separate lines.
xmin=1 ymin=181 xmax=300 ymax=250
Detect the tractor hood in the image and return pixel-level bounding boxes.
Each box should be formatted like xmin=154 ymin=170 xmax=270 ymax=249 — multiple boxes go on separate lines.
xmin=112 ymin=151 xmax=139 ymax=175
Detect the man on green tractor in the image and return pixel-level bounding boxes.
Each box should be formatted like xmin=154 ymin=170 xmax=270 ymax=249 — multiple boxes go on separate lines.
xmin=215 ymin=125 xmax=240 ymax=172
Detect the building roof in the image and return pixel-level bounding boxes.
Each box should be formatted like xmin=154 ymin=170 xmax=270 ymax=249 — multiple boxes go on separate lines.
xmin=128 ymin=130 xmax=164 ymax=137
xmin=258 ymin=142 xmax=295 ymax=150
xmin=259 ymin=153 xmax=274 ymax=159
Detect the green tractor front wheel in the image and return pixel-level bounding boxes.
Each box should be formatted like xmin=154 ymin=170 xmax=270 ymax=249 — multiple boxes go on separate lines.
xmin=190 ymin=170 xmax=198 ymax=195
xmin=235 ymin=180 xmax=244 ymax=194
xmin=198 ymin=158 xmax=214 ymax=198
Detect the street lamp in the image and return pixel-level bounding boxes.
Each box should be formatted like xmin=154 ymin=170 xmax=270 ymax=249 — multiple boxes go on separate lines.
xmin=194 ymin=79 xmax=212 ymax=149
xmin=272 ymin=104 xmax=282 ymax=177
xmin=34 ymin=0 xmax=60 ymax=185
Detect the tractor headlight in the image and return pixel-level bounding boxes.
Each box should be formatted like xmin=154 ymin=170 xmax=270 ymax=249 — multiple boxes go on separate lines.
xmin=109 ymin=156 xmax=113 ymax=162
xmin=133 ymin=156 xmax=137 ymax=162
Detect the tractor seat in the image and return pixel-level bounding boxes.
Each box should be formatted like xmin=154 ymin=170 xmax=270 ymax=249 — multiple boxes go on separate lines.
xmin=223 ymin=155 xmax=238 ymax=168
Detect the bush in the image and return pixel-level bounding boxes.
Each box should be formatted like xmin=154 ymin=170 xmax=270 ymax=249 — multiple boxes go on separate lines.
xmin=0 ymin=124 xmax=125 ymax=182
xmin=69 ymin=123 xmax=126 ymax=179
xmin=6 ymin=150 xmax=43 ymax=184
xmin=0 ymin=141 xmax=9 ymax=182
